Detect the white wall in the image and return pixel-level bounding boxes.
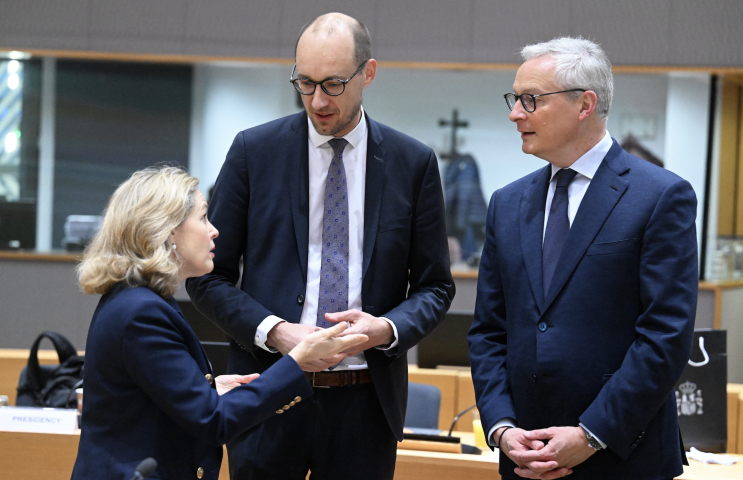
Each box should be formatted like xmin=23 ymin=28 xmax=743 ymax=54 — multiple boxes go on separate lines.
xmin=663 ymin=73 xmax=712 ymax=254
xmin=363 ymin=67 xmax=543 ymax=200
xmin=606 ymin=74 xmax=668 ymax=161
xmin=189 ymin=63 xmax=300 ymax=191
xmin=705 ymin=82 xmax=723 ymax=279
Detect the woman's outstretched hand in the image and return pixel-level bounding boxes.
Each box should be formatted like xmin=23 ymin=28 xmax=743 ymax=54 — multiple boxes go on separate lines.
xmin=288 ymin=322 xmax=369 ymax=372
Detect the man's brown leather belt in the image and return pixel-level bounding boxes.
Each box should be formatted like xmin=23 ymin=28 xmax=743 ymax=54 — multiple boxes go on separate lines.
xmin=304 ymin=370 xmax=372 ymax=388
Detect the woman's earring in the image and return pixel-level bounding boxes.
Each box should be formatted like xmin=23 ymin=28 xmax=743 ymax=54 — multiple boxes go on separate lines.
xmin=172 ymin=243 xmax=177 ymax=250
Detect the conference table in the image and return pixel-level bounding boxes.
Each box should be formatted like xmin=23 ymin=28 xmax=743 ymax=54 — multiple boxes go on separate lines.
xmin=395 ymin=433 xmax=743 ymax=480
xmin=3 ymin=430 xmax=743 ymax=480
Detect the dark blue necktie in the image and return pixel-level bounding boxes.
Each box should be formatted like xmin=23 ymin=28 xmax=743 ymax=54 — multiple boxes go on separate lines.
xmin=542 ymin=168 xmax=578 ymax=298
xmin=317 ymin=138 xmax=350 ymax=328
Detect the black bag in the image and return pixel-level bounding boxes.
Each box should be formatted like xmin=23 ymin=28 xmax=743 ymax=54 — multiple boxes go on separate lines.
xmin=674 ymin=329 xmax=727 ymax=453
xmin=16 ymin=331 xmax=84 ymax=408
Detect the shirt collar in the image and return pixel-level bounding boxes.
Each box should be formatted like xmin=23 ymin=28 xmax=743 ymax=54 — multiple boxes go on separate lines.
xmin=308 ymin=106 xmax=366 ymax=150
xmin=550 ymin=130 xmax=613 ymax=181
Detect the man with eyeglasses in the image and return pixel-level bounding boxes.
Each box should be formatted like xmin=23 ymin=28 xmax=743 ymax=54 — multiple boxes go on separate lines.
xmin=468 ymin=37 xmax=697 ymax=480
xmin=187 ymin=12 xmax=454 ymax=480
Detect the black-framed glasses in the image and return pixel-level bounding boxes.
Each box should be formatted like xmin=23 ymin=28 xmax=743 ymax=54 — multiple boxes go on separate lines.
xmin=504 ymin=89 xmax=586 ymax=113
xmin=290 ymin=61 xmax=367 ymax=96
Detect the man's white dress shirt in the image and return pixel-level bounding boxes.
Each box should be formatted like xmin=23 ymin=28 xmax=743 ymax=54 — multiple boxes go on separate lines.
xmin=253 ymin=107 xmax=398 ymax=370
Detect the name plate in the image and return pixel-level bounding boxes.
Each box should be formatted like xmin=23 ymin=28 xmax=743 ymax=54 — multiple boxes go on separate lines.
xmin=0 ymin=406 xmax=78 ymax=434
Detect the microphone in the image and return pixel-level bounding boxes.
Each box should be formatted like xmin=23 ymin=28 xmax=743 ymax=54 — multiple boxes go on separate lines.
xmin=448 ymin=404 xmax=477 ymax=437
xmin=447 ymin=404 xmax=484 ymax=454
xmin=129 ymin=457 xmax=157 ymax=480
xmin=402 ymin=404 xmax=482 ymax=454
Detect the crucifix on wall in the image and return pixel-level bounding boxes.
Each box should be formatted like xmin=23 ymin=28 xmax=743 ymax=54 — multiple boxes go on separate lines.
xmin=438 ymin=108 xmax=469 ymax=160
xmin=437 ymin=108 xmax=487 ymax=267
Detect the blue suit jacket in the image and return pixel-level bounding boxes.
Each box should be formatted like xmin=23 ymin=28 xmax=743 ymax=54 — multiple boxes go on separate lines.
xmin=468 ymin=141 xmax=698 ymax=480
xmin=71 ymin=285 xmax=312 ymax=480
xmin=186 ymin=111 xmax=454 ymax=440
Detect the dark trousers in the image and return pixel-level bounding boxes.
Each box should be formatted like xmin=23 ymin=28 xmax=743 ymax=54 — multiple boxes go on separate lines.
xmin=226 ymin=381 xmax=397 ymax=480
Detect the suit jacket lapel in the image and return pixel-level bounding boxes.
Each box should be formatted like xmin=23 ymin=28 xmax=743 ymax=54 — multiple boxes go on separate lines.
xmin=520 ymin=166 xmax=551 ymax=312
xmin=363 ymin=116 xmax=386 ymax=279
xmin=287 ymin=113 xmax=310 ymax=283
xmin=542 ymin=142 xmax=630 ymax=311
xmin=166 ymin=296 xmax=213 ymax=374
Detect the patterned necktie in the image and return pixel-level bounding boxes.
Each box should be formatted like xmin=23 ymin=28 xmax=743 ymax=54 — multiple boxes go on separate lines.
xmin=317 ymin=138 xmax=350 ymax=328
xmin=542 ymin=168 xmax=578 ymax=298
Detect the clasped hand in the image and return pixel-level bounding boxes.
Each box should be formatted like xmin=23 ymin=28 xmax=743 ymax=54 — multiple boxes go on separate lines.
xmin=324 ymin=310 xmax=394 ymax=355
xmin=499 ymin=426 xmax=596 ymax=479
xmin=266 ymin=310 xmax=393 ymax=371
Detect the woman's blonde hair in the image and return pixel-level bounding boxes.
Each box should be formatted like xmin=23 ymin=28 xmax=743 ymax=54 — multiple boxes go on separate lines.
xmin=77 ymin=166 xmax=199 ymax=297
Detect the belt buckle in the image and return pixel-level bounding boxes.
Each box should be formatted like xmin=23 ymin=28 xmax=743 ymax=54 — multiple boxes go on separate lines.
xmin=311 ymin=372 xmax=331 ymax=388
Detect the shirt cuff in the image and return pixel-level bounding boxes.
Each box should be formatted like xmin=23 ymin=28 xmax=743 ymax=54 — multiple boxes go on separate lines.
xmin=488 ymin=417 xmax=517 ymax=447
xmin=374 ymin=317 xmax=399 ymax=350
xmin=255 ymin=315 xmax=285 ymax=353
xmin=579 ymin=422 xmax=607 ymax=449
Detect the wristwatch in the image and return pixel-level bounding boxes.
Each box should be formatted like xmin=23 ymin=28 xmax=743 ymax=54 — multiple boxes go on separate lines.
xmin=579 ymin=425 xmax=605 ymax=450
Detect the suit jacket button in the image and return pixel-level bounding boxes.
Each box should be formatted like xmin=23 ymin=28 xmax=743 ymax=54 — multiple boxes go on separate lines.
xmin=294 ymin=396 xmax=302 ymax=403
xmin=538 ymin=322 xmax=548 ymax=332
xmin=276 ymin=409 xmax=284 ymax=414
xmin=297 ymin=295 xmax=304 ymax=305
xmin=197 ymin=466 xmax=204 ymax=479
xmin=284 ymin=404 xmax=291 ymax=410
xmin=205 ymin=374 xmax=214 ymax=385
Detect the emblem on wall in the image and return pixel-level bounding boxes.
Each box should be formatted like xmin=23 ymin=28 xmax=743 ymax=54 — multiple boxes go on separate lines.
xmin=676 ymin=381 xmax=704 ymax=416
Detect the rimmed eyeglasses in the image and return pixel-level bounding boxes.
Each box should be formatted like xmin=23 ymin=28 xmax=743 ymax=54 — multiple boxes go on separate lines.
xmin=290 ymin=61 xmax=368 ymax=96
xmin=504 ymin=89 xmax=586 ymax=113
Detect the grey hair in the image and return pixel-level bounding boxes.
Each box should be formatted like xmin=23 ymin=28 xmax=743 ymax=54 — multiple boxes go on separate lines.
xmin=521 ymin=37 xmax=613 ymax=119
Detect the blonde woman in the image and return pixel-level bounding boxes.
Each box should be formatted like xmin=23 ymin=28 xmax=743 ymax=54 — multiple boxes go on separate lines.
xmin=71 ymin=166 xmax=366 ymax=480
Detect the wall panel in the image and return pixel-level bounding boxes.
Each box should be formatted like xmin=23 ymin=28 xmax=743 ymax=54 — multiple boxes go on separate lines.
xmin=1 ymin=0 xmax=738 ymax=68
xmin=184 ymin=0 xmax=283 ymax=58
xmin=669 ymin=1 xmax=743 ymax=67
xmin=90 ymin=0 xmax=186 ymax=40
xmin=569 ymin=0 xmax=671 ymax=66
xmin=471 ymin=0 xmax=571 ymax=64
xmin=375 ymin=0 xmax=474 ymax=63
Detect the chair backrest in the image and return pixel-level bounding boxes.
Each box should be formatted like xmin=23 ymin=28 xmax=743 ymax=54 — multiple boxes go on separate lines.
xmin=405 ymin=382 xmax=441 ymax=429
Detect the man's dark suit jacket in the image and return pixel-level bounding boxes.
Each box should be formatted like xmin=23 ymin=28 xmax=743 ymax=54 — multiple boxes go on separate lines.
xmin=71 ymin=285 xmax=312 ymax=480
xmin=468 ymin=141 xmax=698 ymax=480
xmin=186 ymin=111 xmax=454 ymax=441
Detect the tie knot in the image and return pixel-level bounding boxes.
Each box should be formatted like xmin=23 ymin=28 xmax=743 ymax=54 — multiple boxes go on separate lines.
xmin=555 ymin=168 xmax=578 ymax=188
xmin=328 ymin=138 xmax=348 ymax=157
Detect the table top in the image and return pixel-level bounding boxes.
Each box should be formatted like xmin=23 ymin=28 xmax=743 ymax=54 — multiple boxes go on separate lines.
xmin=680 ymin=459 xmax=743 ymax=479
xmin=398 ymin=433 xmax=743 ymax=480
xmin=1 ymin=429 xmax=743 ymax=480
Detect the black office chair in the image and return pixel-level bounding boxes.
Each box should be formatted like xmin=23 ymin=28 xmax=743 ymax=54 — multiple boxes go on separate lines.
xmin=405 ymin=382 xmax=441 ymax=430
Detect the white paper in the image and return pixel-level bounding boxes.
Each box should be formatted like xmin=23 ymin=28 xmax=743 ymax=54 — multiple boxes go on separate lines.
xmin=0 ymin=406 xmax=78 ymax=434
xmin=687 ymin=447 xmax=739 ymax=466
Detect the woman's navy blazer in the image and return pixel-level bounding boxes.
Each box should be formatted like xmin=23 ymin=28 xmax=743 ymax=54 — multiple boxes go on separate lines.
xmin=71 ymin=284 xmax=312 ymax=480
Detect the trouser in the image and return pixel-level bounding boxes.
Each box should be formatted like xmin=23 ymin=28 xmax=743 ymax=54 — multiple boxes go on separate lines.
xmin=227 ymin=381 xmax=397 ymax=480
